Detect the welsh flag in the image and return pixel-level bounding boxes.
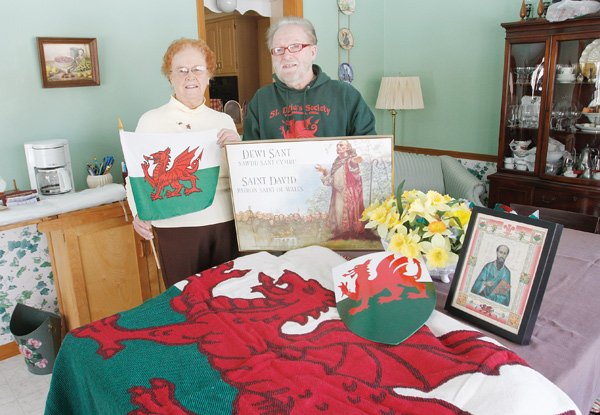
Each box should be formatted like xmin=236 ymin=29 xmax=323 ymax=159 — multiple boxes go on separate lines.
xmin=120 ymin=130 xmax=221 ymax=221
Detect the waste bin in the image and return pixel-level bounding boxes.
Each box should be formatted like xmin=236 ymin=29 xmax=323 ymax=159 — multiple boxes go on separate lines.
xmin=9 ymin=303 xmax=61 ymax=375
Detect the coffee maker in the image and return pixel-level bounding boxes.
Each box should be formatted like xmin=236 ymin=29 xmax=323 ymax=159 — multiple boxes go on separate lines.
xmin=24 ymin=139 xmax=75 ymax=196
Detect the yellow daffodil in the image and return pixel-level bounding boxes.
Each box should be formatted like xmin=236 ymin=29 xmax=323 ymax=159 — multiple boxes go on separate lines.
xmin=405 ymin=197 xmax=441 ymax=223
xmin=426 ymin=190 xmax=452 ymax=206
xmin=423 ymin=219 xmax=453 ymax=238
xmin=388 ymin=228 xmax=422 ymax=259
xmin=400 ymin=189 xmax=422 ymax=207
xmin=419 ymin=234 xmax=459 ymax=269
xmin=444 ymin=203 xmax=472 ymax=229
xmin=361 ymin=200 xmax=381 ymax=221
xmin=363 ymin=203 xmax=399 ymax=239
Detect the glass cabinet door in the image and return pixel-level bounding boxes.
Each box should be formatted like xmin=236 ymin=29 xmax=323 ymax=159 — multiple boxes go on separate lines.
xmin=503 ymin=41 xmax=546 ymax=174
xmin=549 ymin=37 xmax=600 ymax=181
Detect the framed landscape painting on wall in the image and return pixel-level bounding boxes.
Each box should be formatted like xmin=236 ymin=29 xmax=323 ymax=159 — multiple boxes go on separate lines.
xmin=225 ymin=136 xmax=394 ymax=252
xmin=36 ymin=37 xmax=100 ymax=88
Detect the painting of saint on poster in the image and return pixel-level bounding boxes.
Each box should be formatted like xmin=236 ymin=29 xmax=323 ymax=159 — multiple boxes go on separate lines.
xmin=225 ymin=136 xmax=393 ymax=251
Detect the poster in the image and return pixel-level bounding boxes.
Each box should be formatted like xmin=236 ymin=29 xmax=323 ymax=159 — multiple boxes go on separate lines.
xmin=225 ymin=136 xmax=393 ymax=251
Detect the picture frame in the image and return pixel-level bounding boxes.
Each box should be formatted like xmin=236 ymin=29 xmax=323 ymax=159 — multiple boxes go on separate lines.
xmin=445 ymin=206 xmax=563 ymax=345
xmin=36 ymin=37 xmax=100 ymax=88
xmin=225 ymin=136 xmax=393 ymax=252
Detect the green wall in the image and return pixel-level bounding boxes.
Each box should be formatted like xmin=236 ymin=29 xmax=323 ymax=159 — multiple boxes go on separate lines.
xmin=0 ymin=0 xmax=198 ymax=191
xmin=305 ymin=0 xmax=520 ymax=155
xmin=1 ymin=0 xmax=526 ymax=193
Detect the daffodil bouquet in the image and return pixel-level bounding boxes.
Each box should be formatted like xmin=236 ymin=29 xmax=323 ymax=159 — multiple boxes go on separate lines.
xmin=360 ymin=189 xmax=472 ymax=270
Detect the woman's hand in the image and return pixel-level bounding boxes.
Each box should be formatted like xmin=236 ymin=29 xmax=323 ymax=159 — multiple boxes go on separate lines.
xmin=216 ymin=128 xmax=241 ymax=148
xmin=133 ymin=215 xmax=153 ymax=240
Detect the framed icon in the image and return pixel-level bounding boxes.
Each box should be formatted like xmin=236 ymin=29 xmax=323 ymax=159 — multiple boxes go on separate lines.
xmin=445 ymin=206 xmax=563 ymax=345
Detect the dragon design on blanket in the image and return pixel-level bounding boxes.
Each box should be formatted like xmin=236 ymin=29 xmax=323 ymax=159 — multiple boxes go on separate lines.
xmin=339 ymin=255 xmax=428 ymax=314
xmin=71 ymin=262 xmax=527 ymax=415
xmin=141 ymin=146 xmax=203 ymax=200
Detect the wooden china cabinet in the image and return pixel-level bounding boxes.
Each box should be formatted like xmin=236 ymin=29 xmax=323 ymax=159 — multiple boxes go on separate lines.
xmin=488 ymin=15 xmax=600 ymax=217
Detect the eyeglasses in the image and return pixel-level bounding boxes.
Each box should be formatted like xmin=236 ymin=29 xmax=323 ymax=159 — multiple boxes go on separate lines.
xmin=170 ymin=65 xmax=207 ymax=78
xmin=270 ymin=43 xmax=312 ymax=56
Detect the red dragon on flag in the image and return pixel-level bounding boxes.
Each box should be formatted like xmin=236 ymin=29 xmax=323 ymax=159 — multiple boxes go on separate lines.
xmin=141 ymin=146 xmax=204 ymax=201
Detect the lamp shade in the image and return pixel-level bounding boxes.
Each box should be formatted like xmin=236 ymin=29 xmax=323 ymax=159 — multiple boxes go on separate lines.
xmin=217 ymin=0 xmax=237 ymax=13
xmin=375 ymin=76 xmax=424 ymax=110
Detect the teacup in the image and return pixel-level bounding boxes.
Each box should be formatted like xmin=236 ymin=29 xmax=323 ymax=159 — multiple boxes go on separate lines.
xmin=515 ymin=163 xmax=527 ymax=171
xmin=556 ymin=64 xmax=576 ymax=77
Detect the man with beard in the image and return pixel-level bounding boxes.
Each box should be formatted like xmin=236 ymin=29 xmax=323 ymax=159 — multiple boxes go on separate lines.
xmin=315 ymin=140 xmax=377 ymax=241
xmin=471 ymin=244 xmax=511 ymax=306
xmin=243 ymin=17 xmax=376 ymax=140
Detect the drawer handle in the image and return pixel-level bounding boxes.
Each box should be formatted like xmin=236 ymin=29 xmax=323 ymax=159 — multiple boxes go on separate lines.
xmin=541 ymin=195 xmax=555 ymax=204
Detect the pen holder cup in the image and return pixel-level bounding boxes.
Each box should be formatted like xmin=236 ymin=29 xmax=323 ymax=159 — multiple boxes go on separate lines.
xmin=86 ymin=172 xmax=113 ymax=189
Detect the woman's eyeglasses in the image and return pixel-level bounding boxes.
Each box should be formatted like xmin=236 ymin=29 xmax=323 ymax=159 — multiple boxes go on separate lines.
xmin=270 ymin=43 xmax=312 ymax=56
xmin=171 ymin=65 xmax=207 ymax=78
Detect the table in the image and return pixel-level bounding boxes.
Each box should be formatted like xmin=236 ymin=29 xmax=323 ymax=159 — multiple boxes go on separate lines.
xmin=433 ymin=227 xmax=600 ymax=414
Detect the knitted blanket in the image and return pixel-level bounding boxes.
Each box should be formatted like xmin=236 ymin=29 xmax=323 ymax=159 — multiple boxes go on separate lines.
xmin=44 ymin=246 xmax=580 ymax=415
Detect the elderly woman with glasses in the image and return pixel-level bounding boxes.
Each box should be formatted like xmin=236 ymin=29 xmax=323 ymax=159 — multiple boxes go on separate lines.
xmin=128 ymin=38 xmax=240 ymax=288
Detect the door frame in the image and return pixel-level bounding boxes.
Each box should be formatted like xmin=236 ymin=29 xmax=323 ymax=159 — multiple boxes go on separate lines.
xmin=196 ymin=0 xmax=303 ymax=101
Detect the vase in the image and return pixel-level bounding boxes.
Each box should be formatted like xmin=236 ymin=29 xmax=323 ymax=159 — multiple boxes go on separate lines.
xmin=86 ymin=172 xmax=113 ymax=189
xmin=427 ymin=262 xmax=457 ymax=284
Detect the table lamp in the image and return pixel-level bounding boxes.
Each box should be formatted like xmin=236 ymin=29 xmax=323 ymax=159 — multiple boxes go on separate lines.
xmin=375 ymin=76 xmax=424 ymax=143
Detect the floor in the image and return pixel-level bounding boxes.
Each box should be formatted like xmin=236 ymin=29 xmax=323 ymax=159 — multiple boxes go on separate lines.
xmin=0 ymin=355 xmax=50 ymax=415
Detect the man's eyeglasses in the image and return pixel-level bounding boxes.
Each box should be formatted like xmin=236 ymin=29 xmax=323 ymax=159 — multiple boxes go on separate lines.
xmin=270 ymin=43 xmax=312 ymax=56
xmin=170 ymin=65 xmax=207 ymax=78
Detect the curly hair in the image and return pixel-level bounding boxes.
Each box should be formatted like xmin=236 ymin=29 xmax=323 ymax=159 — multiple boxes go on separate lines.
xmin=161 ymin=38 xmax=216 ymax=79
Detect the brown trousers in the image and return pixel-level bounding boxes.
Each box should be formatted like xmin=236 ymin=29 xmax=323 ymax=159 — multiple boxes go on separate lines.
xmin=154 ymin=220 xmax=240 ymax=288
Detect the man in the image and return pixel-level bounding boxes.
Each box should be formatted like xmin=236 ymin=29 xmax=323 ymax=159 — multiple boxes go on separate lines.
xmin=316 ymin=140 xmax=369 ymax=240
xmin=471 ymin=244 xmax=511 ymax=306
xmin=243 ymin=17 xmax=376 ymax=140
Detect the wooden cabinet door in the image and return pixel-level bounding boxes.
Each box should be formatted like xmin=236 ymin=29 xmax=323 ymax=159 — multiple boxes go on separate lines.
xmin=205 ymin=22 xmax=218 ymax=62
xmin=38 ymin=203 xmax=161 ymax=332
xmin=217 ymin=18 xmax=237 ymax=74
xmin=488 ymin=174 xmax=535 ymax=208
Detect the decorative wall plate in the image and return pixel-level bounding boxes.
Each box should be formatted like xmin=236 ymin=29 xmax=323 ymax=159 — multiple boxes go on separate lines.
xmin=339 ymin=63 xmax=354 ymax=83
xmin=338 ymin=28 xmax=354 ymax=50
xmin=338 ymin=0 xmax=355 ymax=15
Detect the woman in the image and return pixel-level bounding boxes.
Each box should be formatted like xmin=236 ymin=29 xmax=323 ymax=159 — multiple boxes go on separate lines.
xmin=128 ymin=38 xmax=241 ymax=288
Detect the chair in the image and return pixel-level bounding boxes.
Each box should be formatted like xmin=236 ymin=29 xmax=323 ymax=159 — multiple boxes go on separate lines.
xmin=224 ymin=100 xmax=243 ymax=124
xmin=510 ymin=203 xmax=600 ymax=233
xmin=393 ymin=151 xmax=485 ymax=206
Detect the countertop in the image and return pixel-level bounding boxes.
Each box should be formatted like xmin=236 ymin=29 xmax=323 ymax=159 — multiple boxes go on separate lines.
xmin=0 ymin=184 xmax=127 ymax=229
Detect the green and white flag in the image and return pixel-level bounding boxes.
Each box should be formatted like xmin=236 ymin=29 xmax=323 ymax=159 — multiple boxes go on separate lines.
xmin=120 ymin=130 xmax=221 ymax=221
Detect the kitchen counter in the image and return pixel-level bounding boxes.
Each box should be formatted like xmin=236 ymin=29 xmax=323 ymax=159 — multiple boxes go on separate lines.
xmin=0 ymin=184 xmax=126 ymax=228
xmin=0 ymin=183 xmax=128 ymax=354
